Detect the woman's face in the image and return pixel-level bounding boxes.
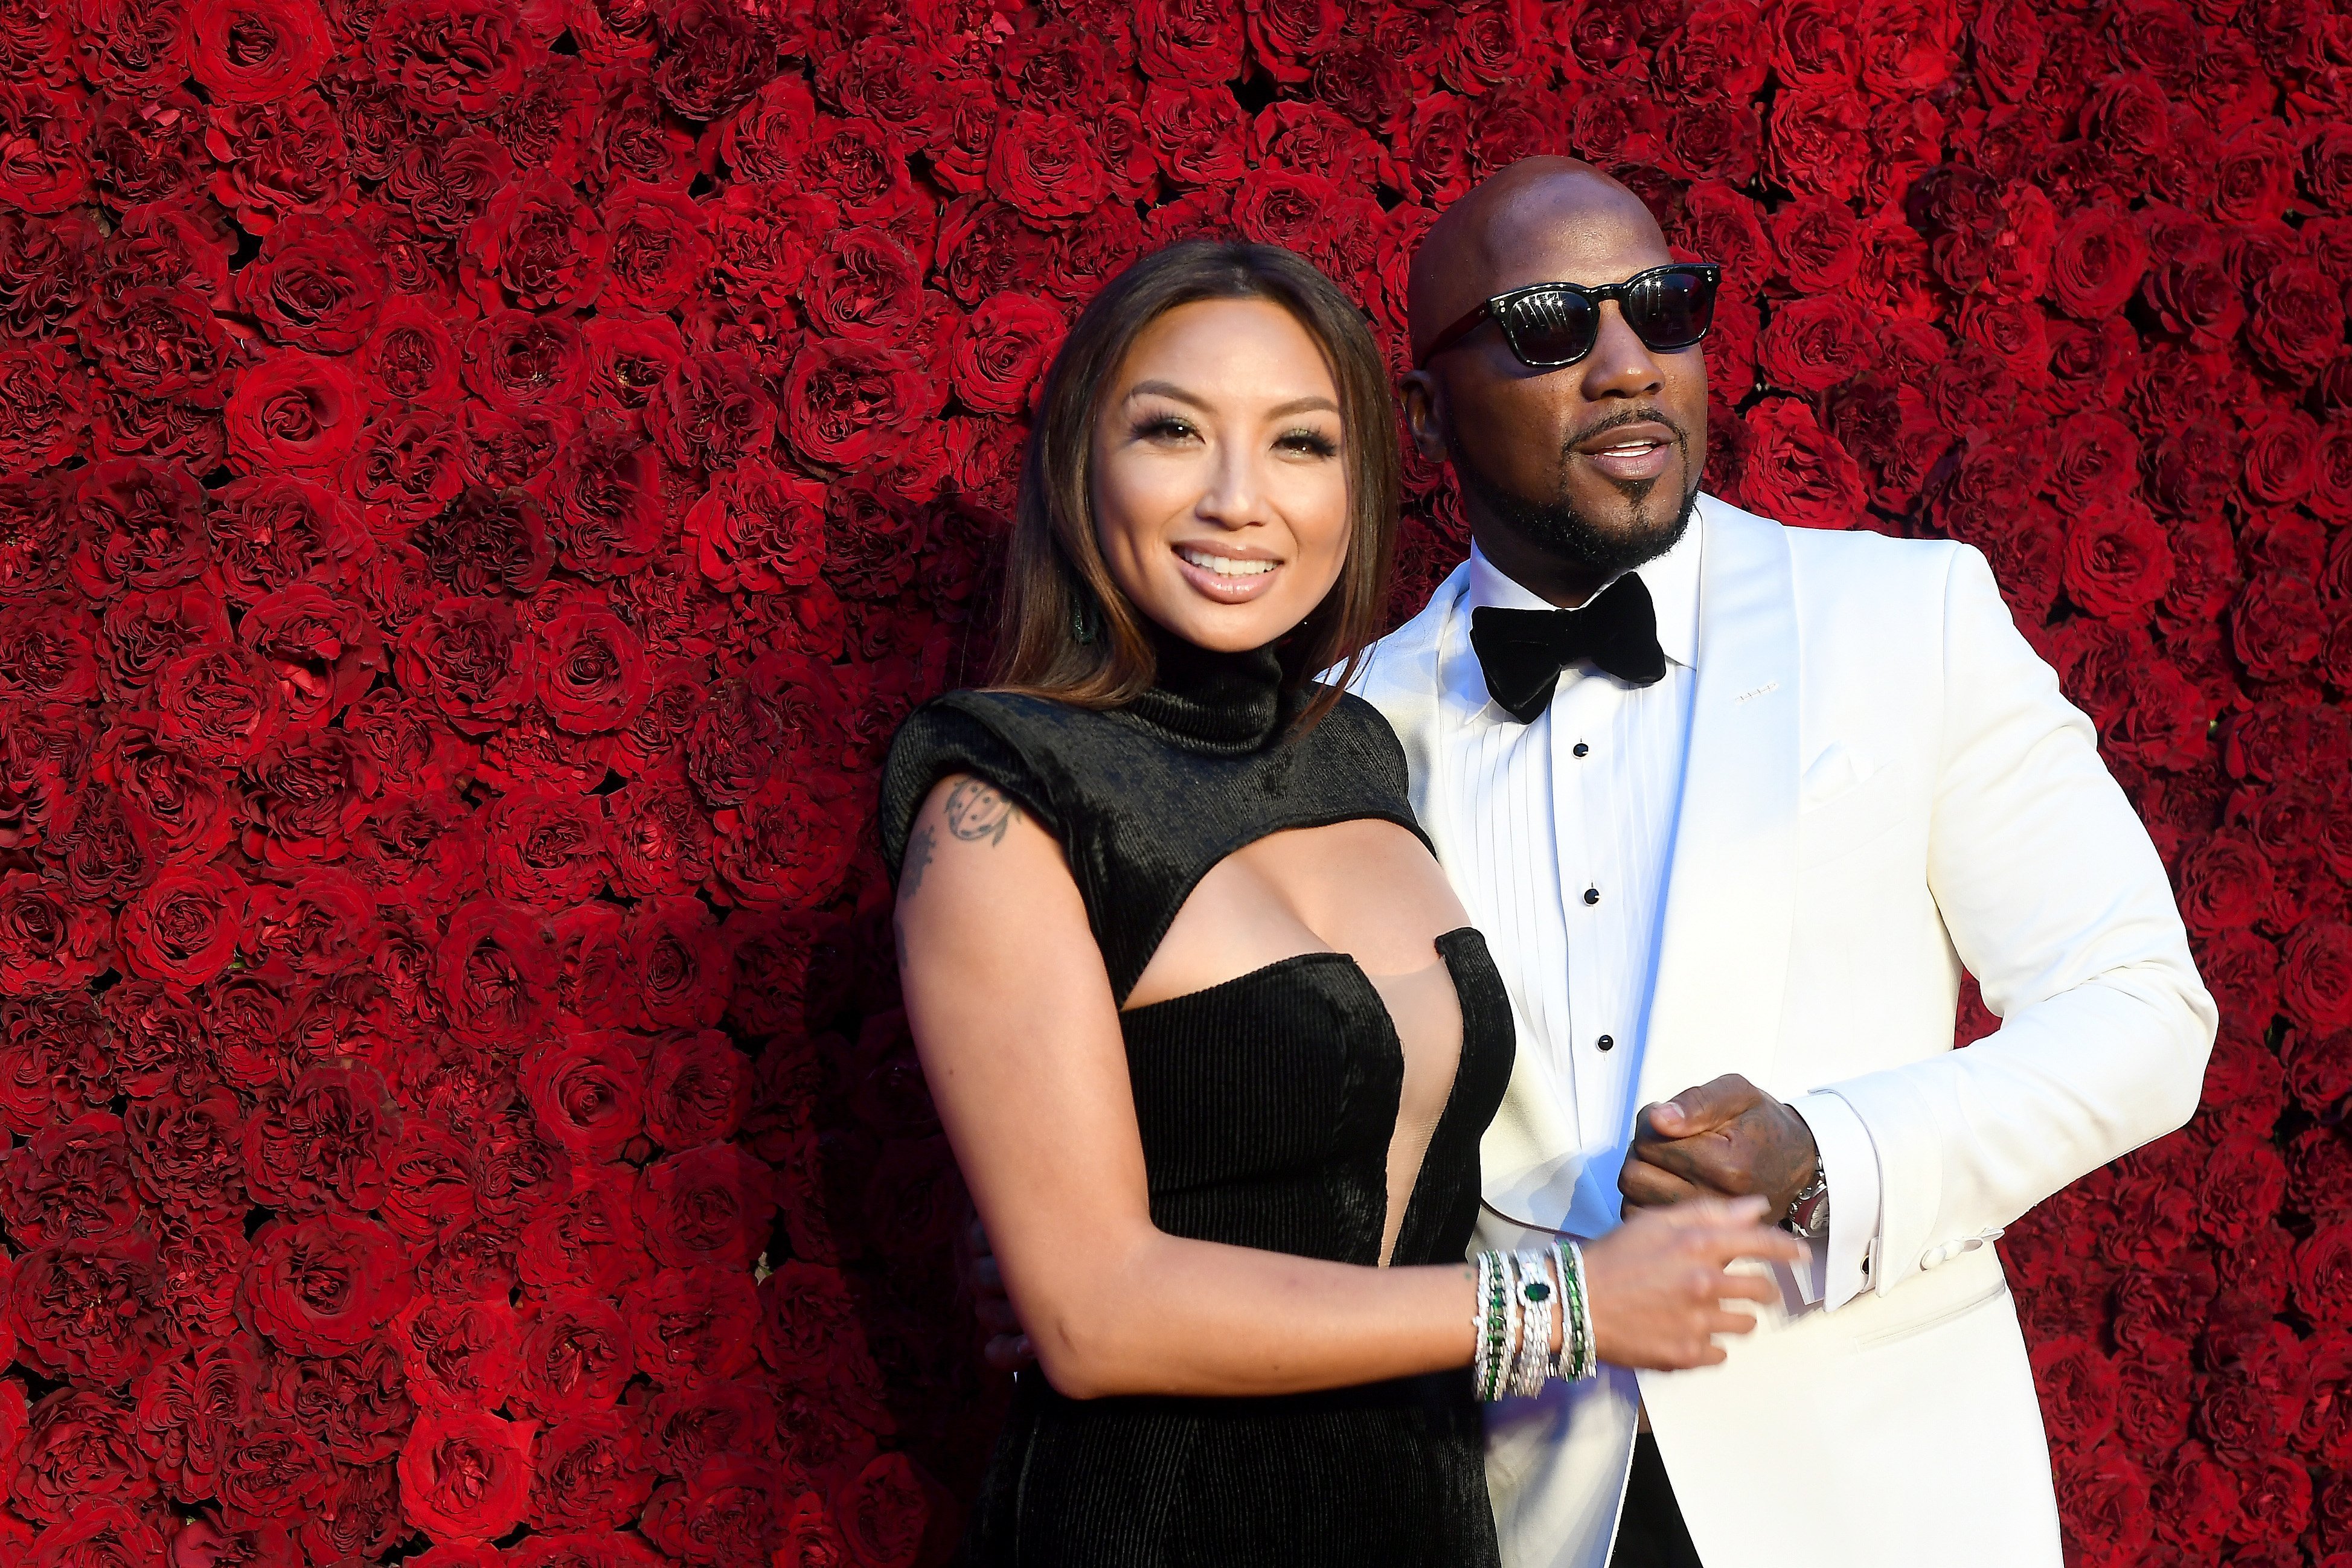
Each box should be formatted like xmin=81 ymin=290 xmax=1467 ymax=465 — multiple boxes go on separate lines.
xmin=1089 ymin=297 xmax=1353 ymax=654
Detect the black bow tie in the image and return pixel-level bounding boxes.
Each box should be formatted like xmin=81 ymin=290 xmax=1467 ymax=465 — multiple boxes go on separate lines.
xmin=1470 ymin=574 xmax=1668 ymax=723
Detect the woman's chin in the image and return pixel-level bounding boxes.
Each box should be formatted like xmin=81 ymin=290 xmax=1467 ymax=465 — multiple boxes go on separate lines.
xmin=1142 ymin=597 xmax=1301 ymax=654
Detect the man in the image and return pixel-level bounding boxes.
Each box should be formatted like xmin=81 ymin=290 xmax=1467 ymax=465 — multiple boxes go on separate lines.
xmin=1355 ymin=156 xmax=2213 ymax=1566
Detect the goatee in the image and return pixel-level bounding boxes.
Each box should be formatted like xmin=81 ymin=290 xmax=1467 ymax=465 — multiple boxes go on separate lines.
xmin=1449 ymin=420 xmax=1700 ymax=578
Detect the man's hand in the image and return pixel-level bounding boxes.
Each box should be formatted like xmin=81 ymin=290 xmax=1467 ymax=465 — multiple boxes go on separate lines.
xmin=965 ymin=1214 xmax=1037 ymax=1372
xmin=1618 ymin=1073 xmax=1819 ymax=1222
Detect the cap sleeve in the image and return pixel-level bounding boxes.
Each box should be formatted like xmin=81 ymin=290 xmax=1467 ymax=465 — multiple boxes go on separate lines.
xmin=877 ymin=694 xmax=1065 ymax=884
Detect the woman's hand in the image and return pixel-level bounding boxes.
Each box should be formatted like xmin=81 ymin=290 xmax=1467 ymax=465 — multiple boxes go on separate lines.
xmin=1578 ymin=1195 xmax=1806 ymax=1370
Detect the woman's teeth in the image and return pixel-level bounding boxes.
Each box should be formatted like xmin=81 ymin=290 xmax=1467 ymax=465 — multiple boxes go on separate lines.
xmin=1179 ymin=548 xmax=1276 ymax=577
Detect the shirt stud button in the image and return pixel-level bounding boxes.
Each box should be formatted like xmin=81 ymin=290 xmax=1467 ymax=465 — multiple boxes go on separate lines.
xmin=1572 ymin=741 xmax=1591 ymax=757
xmin=1583 ymin=887 xmax=1600 ymax=906
xmin=1597 ymin=1034 xmax=1615 ymax=1052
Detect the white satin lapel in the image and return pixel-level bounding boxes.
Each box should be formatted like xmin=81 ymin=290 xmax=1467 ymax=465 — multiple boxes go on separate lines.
xmin=1634 ymin=499 xmax=1801 ymax=1110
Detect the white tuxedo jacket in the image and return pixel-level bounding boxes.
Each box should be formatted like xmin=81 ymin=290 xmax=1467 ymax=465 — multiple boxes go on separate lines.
xmin=1352 ymin=495 xmax=2216 ymax=1568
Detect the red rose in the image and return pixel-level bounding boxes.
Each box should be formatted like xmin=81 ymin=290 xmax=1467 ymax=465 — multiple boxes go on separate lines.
xmin=10 ymin=1234 xmax=164 ymax=1382
xmin=117 ymin=864 xmax=249 ymax=990
xmin=234 ymin=214 xmax=387 ymax=355
xmin=623 ymin=1265 xmax=760 ymax=1386
xmin=1735 ymin=397 xmax=1865 ymax=530
xmin=0 ymin=339 xmax=88 ymax=472
xmin=1755 ymin=295 xmax=1874 ymax=394
xmin=2284 ymin=923 xmax=2352 ymax=1034
xmin=600 ymin=179 xmax=714 ymax=313
xmin=2246 ymin=260 xmax=2347 ymax=382
xmin=532 ymin=1407 xmax=655 ymax=1531
xmin=646 ymin=1379 xmax=777 ymax=1477
xmin=2150 ymin=1441 xmax=2240 ymax=1557
xmin=464 ymin=171 xmax=611 ymax=315
xmin=0 ymin=1110 xmax=138 ymax=1247
xmin=185 ymin=0 xmax=327 ymax=101
xmin=10 ymin=1387 xmax=155 ymax=1524
xmin=2199 ymin=1131 xmax=2290 ymax=1249
xmin=459 ymin=309 xmax=588 ymax=414
xmin=22 ymin=1502 xmax=164 ymax=1568
xmin=2062 ymin=499 xmax=2174 ymax=621
xmin=519 ymin=1163 xmax=649 ymax=1294
xmin=512 ymin=1289 xmax=635 ymax=1419
xmin=686 ymin=459 xmax=828 ymax=594
xmin=646 ymin=1028 xmax=750 ymax=1148
xmin=947 ymin=291 xmax=1063 ymax=415
xmin=240 ymin=1063 xmax=397 ymax=1213
xmin=636 ymin=1141 xmax=776 ymax=1271
xmin=369 ymin=0 xmax=537 ymax=114
xmin=391 ymin=1293 xmax=522 ymax=1411
xmin=510 ymin=1529 xmax=670 ymax=1568
xmin=2052 ymin=1444 xmax=2153 ymax=1568
xmin=781 ymin=338 xmax=937 ymax=470
xmin=396 ymin=596 xmax=536 ymax=734
xmin=1137 ymin=0 xmax=1245 ymax=86
xmin=641 ymin=1455 xmax=797 ymax=1567
xmin=649 ymin=348 xmax=776 ymax=472
xmin=125 ymin=1089 xmax=247 ymax=1221
xmin=834 ymin=1452 xmax=937 ymax=1568
xmin=0 ymin=86 xmax=92 ymax=216
xmin=537 ymin=410 xmax=667 ymax=578
xmin=241 ymin=1212 xmax=415 ymax=1355
xmin=400 ymin=1409 xmax=539 ymax=1544
xmin=2049 ymin=205 xmax=2148 ymax=320
xmin=522 ymin=1029 xmax=646 ymax=1161
xmin=223 ymin=351 xmax=367 ymax=478
xmin=0 ymin=871 xmax=112 ymax=993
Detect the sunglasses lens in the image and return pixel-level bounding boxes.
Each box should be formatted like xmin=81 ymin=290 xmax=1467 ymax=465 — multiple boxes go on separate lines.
xmin=1627 ymin=268 xmax=1717 ymax=351
xmin=1499 ymin=289 xmax=1599 ymax=366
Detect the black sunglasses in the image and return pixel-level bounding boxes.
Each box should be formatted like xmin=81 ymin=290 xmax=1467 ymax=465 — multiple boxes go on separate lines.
xmin=1417 ymin=263 xmax=1722 ymax=370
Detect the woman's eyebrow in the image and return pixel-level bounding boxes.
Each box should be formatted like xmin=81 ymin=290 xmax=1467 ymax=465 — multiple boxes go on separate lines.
xmin=1125 ymin=380 xmax=1339 ymax=420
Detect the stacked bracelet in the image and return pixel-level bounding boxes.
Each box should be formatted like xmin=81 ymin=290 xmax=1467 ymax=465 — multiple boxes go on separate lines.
xmin=1469 ymin=1242 xmax=1600 ymax=1401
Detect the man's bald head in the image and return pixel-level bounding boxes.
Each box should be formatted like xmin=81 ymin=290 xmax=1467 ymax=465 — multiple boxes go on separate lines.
xmin=1407 ymin=158 xmax=1671 ymax=366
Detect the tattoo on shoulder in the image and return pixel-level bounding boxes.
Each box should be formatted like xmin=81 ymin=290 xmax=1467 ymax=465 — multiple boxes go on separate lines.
xmin=902 ymin=824 xmax=937 ymax=897
xmin=943 ymin=778 xmax=1020 ymax=845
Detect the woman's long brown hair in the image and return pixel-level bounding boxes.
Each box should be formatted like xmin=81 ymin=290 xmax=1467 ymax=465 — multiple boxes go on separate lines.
xmin=992 ymin=239 xmax=1400 ymax=731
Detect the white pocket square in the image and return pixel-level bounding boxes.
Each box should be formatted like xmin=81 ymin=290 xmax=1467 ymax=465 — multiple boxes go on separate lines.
xmin=1799 ymin=741 xmax=1878 ymax=809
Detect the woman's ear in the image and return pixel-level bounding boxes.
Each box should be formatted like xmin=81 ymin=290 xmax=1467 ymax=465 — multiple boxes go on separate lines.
xmin=1398 ymin=371 xmax=1449 ymax=464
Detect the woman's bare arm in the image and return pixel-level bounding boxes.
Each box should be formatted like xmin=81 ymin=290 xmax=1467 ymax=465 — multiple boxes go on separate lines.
xmin=895 ymin=772 xmax=1799 ymax=1400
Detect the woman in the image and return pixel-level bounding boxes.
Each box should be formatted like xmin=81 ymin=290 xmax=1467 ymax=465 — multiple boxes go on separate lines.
xmin=881 ymin=241 xmax=1798 ymax=1566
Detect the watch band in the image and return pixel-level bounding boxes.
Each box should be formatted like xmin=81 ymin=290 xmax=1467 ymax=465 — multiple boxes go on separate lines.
xmin=1784 ymin=1167 xmax=1830 ymax=1240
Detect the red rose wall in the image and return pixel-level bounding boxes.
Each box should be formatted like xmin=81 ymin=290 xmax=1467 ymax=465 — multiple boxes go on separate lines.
xmin=0 ymin=0 xmax=2347 ymax=1562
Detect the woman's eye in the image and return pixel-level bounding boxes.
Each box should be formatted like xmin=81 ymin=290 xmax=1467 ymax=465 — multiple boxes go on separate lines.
xmin=1132 ymin=415 xmax=1195 ymax=443
xmin=1278 ymin=429 xmax=1340 ymax=458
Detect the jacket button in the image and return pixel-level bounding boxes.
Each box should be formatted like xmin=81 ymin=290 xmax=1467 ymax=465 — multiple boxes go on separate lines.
xmin=1573 ymin=741 xmax=1591 ymax=757
xmin=1597 ymin=1035 xmax=1614 ymax=1052
xmin=1583 ymin=887 xmax=1600 ymax=905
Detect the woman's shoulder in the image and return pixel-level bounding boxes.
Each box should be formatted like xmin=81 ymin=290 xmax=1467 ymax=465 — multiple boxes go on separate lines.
xmin=878 ymin=688 xmax=1099 ymax=879
xmin=1303 ymin=688 xmax=1414 ymax=790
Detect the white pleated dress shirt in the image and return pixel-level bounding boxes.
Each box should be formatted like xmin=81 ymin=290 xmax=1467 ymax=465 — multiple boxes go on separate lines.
xmin=1437 ymin=513 xmax=1880 ymax=1302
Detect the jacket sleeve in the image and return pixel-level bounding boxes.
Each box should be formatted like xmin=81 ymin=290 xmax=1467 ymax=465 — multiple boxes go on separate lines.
xmin=1819 ymin=543 xmax=2217 ymax=1298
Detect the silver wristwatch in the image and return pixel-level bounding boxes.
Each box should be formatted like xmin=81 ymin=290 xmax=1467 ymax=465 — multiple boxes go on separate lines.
xmin=1784 ymin=1166 xmax=1831 ymax=1240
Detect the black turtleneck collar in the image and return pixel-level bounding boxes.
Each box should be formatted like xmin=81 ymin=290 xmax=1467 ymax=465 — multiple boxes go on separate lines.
xmin=1121 ymin=626 xmax=1297 ymax=755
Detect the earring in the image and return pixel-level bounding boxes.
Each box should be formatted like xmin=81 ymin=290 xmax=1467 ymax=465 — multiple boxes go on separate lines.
xmin=1071 ymin=592 xmax=1098 ymax=645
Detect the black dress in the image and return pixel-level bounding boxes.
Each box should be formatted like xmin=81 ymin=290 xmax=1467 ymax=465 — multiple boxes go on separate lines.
xmin=879 ymin=638 xmax=1516 ymax=1568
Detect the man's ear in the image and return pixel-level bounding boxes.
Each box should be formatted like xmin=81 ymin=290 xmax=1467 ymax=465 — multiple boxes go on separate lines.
xmin=1398 ymin=370 xmax=1449 ymax=464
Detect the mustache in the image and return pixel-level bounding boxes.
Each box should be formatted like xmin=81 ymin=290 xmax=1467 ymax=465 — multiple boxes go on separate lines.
xmin=1564 ymin=407 xmax=1689 ymax=452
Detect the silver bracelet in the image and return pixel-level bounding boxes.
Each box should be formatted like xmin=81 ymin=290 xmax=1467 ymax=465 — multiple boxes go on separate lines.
xmin=1497 ymin=1250 xmax=1523 ymax=1400
xmin=1511 ymin=1248 xmax=1556 ymax=1398
xmin=1471 ymin=1251 xmax=1502 ymax=1400
xmin=1563 ymin=1240 xmax=1598 ymax=1382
